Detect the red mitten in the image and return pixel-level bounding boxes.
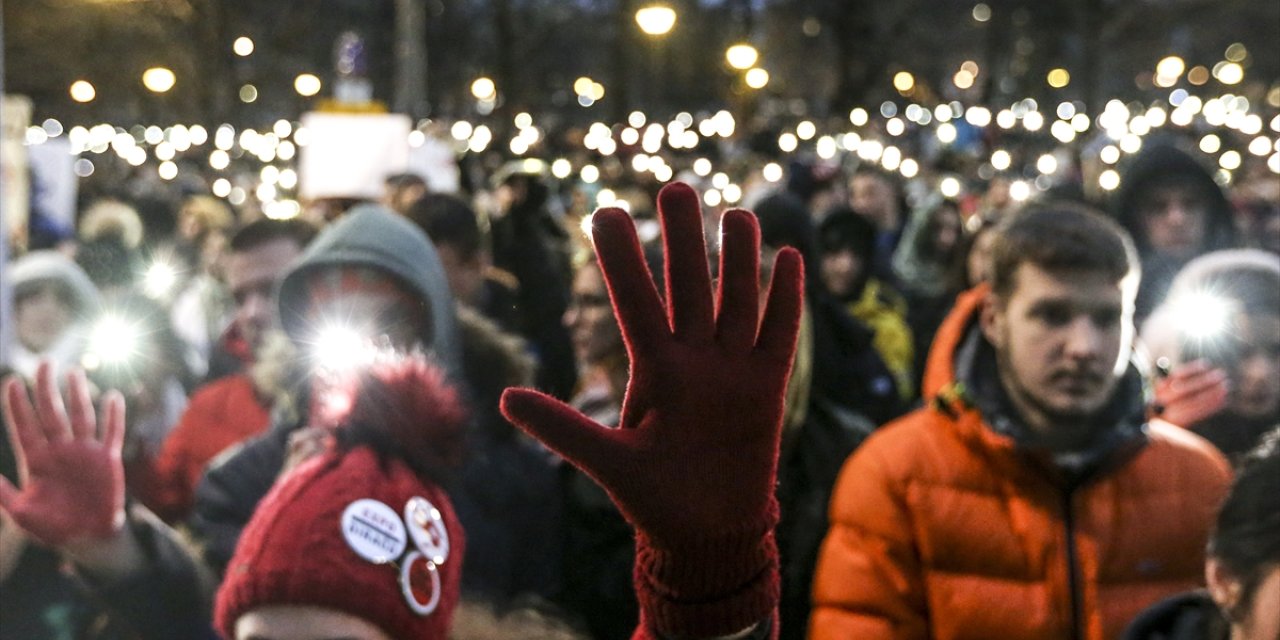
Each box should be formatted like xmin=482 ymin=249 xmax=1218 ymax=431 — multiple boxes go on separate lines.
xmin=1153 ymin=359 xmax=1230 ymax=428
xmin=502 ymin=183 xmax=803 ymax=637
xmin=0 ymin=363 xmax=127 ymax=547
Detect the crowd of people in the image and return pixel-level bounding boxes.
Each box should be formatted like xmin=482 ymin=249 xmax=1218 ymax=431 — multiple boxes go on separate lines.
xmin=1 ymin=121 xmax=1278 ymax=640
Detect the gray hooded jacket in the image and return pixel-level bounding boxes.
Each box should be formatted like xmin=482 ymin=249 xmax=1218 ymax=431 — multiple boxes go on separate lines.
xmin=276 ymin=204 xmax=461 ymax=378
xmin=192 ymin=205 xmax=463 ymax=575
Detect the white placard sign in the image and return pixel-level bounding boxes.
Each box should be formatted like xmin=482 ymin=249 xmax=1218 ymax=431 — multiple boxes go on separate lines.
xmin=299 ymin=112 xmax=411 ymax=200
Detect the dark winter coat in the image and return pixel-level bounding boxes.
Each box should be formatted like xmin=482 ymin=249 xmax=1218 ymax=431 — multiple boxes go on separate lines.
xmin=0 ymin=505 xmax=214 ymax=640
xmin=1123 ymin=591 xmax=1229 ymax=640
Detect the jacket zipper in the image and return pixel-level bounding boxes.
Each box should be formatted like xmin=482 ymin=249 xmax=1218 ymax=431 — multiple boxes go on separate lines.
xmin=1061 ymin=490 xmax=1083 ymax=640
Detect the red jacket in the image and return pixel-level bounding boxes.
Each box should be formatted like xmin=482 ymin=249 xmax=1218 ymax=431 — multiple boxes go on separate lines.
xmin=810 ymin=286 xmax=1232 ymax=640
xmin=132 ymin=374 xmax=272 ymax=523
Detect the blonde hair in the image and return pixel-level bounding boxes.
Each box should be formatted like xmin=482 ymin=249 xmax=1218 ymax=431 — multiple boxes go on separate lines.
xmin=180 ymin=196 xmax=235 ymax=234
xmin=79 ymin=199 xmax=144 ymax=248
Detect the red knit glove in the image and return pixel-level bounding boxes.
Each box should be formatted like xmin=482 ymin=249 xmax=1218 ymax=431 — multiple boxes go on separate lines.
xmin=502 ymin=182 xmax=803 ymax=638
xmin=0 ymin=363 xmax=127 ymax=547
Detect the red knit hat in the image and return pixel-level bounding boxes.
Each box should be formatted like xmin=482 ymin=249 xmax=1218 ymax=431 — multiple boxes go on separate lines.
xmin=214 ymin=448 xmax=464 ymax=638
xmin=215 ymin=357 xmax=467 ymax=639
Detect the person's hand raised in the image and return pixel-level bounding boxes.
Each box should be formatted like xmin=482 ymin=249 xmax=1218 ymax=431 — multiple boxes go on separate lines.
xmin=1154 ymin=359 xmax=1230 ymax=428
xmin=502 ymin=182 xmax=803 ymax=637
xmin=0 ymin=362 xmax=126 ymax=547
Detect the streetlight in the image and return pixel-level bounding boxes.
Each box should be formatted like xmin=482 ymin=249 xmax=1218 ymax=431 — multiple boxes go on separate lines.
xmin=744 ymin=68 xmax=769 ymax=89
xmin=471 ymin=76 xmax=496 ymax=101
xmin=295 ymin=73 xmax=322 ymax=97
xmin=635 ymin=4 xmax=677 ymax=36
xmin=233 ymin=36 xmax=254 ymax=57
xmin=725 ymin=44 xmax=759 ymax=70
xmin=70 ymin=80 xmax=96 ymax=103
xmin=1047 ymin=68 xmax=1071 ymax=88
xmin=142 ymin=67 xmax=176 ymax=93
xmin=893 ymin=71 xmax=915 ymax=93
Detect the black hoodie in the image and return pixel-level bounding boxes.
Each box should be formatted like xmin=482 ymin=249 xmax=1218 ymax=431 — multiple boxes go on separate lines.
xmin=1114 ymin=143 xmax=1237 ymax=320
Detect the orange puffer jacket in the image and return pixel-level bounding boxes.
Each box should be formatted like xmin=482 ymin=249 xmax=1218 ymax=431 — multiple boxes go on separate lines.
xmin=809 ymin=285 xmax=1232 ymax=640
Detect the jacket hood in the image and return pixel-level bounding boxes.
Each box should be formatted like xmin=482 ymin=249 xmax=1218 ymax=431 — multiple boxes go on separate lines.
xmin=277 ymin=205 xmax=461 ymax=378
xmin=1114 ymin=143 xmax=1235 ymax=255
xmin=7 ymin=250 xmax=101 ymax=317
xmin=923 ymin=285 xmax=1148 ymax=482
xmin=1140 ymin=249 xmax=1280 ymax=365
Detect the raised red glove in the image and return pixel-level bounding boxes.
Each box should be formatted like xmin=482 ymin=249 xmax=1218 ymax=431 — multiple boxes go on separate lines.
xmin=1153 ymin=359 xmax=1230 ymax=428
xmin=502 ymin=182 xmax=803 ymax=638
xmin=0 ymin=362 xmax=126 ymax=547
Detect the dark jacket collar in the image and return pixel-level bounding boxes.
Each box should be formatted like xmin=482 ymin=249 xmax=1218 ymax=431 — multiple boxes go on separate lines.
xmin=1122 ymin=590 xmax=1229 ymax=640
xmin=956 ymin=325 xmax=1150 ymax=488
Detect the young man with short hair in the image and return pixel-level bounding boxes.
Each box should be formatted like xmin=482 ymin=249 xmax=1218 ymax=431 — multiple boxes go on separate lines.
xmin=810 ymin=203 xmax=1233 ymax=639
xmin=132 ymin=219 xmax=316 ymax=522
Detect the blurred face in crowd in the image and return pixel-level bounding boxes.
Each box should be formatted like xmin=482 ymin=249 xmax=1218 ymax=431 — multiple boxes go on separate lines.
xmin=985 ymin=177 xmax=1011 ymax=211
xmin=15 ymin=283 xmax=75 ymax=353
xmin=930 ymin=205 xmax=963 ymax=256
xmin=563 ymin=261 xmax=622 ymax=367
xmin=967 ymin=228 xmax=997 ymax=287
xmin=820 ymin=247 xmax=864 ymax=299
xmin=305 ymin=279 xmax=425 ymax=356
xmin=1138 ymin=183 xmax=1209 ymax=259
xmin=383 ymin=182 xmax=428 ymax=216
xmin=434 ymin=244 xmax=484 ymax=308
xmin=235 ymin=605 xmax=392 ymax=640
xmin=809 ymin=186 xmax=841 ymax=221
xmin=982 ymin=263 xmax=1132 ymax=439
xmin=849 ymin=174 xmax=899 ymax=230
xmin=226 ymin=238 xmax=306 ymax=351
xmin=1208 ymin=560 xmax=1280 ymax=640
xmin=1223 ymin=312 xmax=1280 ymax=420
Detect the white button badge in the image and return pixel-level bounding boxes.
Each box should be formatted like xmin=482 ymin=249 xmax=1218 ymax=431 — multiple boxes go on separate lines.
xmin=404 ymin=496 xmax=450 ymax=565
xmin=340 ymin=499 xmax=408 ymax=564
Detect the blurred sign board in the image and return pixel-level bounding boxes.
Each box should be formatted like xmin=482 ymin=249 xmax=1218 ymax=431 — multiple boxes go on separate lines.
xmin=298 ymin=112 xmax=411 ymax=200
xmin=2 ymin=95 xmax=31 ymax=242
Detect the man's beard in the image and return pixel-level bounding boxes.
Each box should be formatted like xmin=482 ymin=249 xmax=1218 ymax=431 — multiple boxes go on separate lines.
xmin=995 ymin=349 xmax=1117 ymax=442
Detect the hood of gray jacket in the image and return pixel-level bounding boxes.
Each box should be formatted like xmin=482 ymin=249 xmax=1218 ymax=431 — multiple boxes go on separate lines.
xmin=276 ymin=204 xmax=460 ymax=378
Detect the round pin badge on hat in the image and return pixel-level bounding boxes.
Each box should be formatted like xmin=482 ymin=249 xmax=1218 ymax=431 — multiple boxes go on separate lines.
xmin=400 ymin=550 xmax=443 ymax=616
xmin=341 ymin=499 xmax=408 ymax=564
xmin=404 ymin=496 xmax=450 ymax=564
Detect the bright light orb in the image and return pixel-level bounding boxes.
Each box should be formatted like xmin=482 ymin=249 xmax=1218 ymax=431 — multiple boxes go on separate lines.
xmin=893 ymin=71 xmax=915 ymax=93
xmin=1174 ymin=292 xmax=1235 ymax=341
xmin=471 ymin=77 xmax=496 ymax=100
xmin=1156 ymin=56 xmax=1185 ymax=80
xmin=312 ymin=324 xmax=371 ymax=372
xmin=233 ymin=37 xmax=255 ymax=57
xmin=143 ymin=260 xmax=179 ymax=298
xmin=89 ymin=316 xmax=140 ymax=366
xmin=762 ymin=162 xmax=783 ymax=182
xmin=1213 ymin=62 xmax=1244 ymax=85
xmin=295 ymin=74 xmax=322 ymax=97
xmin=1047 ymin=68 xmax=1070 ymax=88
xmin=726 ymin=44 xmax=759 ymax=70
xmin=70 ymin=80 xmax=96 ymax=103
xmin=142 ymin=67 xmax=176 ymax=93
xmin=635 ymin=5 xmax=677 ymax=36
xmin=940 ymin=177 xmax=961 ymax=198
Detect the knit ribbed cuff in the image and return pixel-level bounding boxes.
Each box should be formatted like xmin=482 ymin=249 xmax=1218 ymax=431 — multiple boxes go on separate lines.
xmin=633 ymin=519 xmax=780 ymax=637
